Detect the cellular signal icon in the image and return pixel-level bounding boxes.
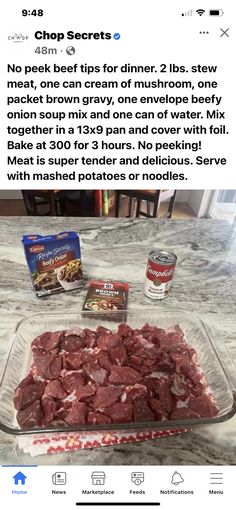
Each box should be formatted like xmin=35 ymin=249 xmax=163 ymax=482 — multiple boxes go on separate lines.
xmin=196 ymin=9 xmax=205 ymax=16
xmin=182 ymin=9 xmax=193 ymax=16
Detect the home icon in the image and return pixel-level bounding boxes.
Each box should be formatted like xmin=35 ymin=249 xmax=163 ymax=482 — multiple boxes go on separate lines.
xmin=13 ymin=471 xmax=27 ymax=485
xmin=91 ymin=471 xmax=106 ymax=485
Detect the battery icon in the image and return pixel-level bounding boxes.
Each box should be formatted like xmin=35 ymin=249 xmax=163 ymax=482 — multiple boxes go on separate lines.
xmin=209 ymin=9 xmax=224 ymax=16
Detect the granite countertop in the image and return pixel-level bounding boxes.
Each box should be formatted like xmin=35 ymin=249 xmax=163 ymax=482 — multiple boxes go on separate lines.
xmin=0 ymin=217 xmax=236 ymax=465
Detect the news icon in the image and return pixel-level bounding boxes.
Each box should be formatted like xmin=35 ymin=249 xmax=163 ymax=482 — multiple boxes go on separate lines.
xmin=52 ymin=472 xmax=67 ymax=485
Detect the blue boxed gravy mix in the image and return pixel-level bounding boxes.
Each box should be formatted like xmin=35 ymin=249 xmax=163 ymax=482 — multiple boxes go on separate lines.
xmin=22 ymin=231 xmax=83 ymax=297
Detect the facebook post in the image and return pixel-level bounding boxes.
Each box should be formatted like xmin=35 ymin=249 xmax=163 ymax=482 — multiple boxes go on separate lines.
xmin=0 ymin=1 xmax=235 ymax=509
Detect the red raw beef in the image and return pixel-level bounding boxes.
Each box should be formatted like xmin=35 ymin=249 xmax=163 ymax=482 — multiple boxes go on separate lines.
xmin=117 ymin=323 xmax=133 ymax=337
xmin=167 ymin=332 xmax=184 ymax=344
xmin=84 ymin=328 xmax=97 ymax=336
xmin=32 ymin=331 xmax=62 ymax=353
xmin=61 ymin=371 xmax=85 ymax=393
xmin=142 ymin=333 xmax=160 ymax=347
xmin=171 ymin=354 xmax=186 ymax=372
xmin=140 ymin=365 xmax=154 ymax=376
xmin=189 ymin=394 xmax=219 ymax=418
xmin=48 ymin=357 xmax=62 ymax=379
xmin=143 ymin=358 xmax=157 ymax=368
xmin=157 ymin=328 xmax=185 ymax=353
xmin=14 ymin=321 xmax=219 ymax=430
xmin=128 ymin=362 xmax=147 ymax=377
xmin=81 ymin=351 xmax=94 ymax=363
xmin=154 ymin=329 xmax=170 ymax=349
xmin=108 ymin=402 xmax=133 ymax=423
xmin=96 ymin=326 xmax=111 ymax=335
xmin=41 ymin=397 xmax=56 ymax=424
xmin=170 ymin=344 xmax=195 ymax=359
xmin=147 ymin=335 xmax=161 ymax=347
xmin=55 ymin=401 xmax=72 ymax=420
xmin=50 ymin=348 xmax=60 ymax=356
xmin=17 ymin=399 xmax=43 ymax=428
xmin=149 ymin=399 xmax=168 ymax=420
xmin=171 ymin=374 xmax=190 ymax=398
xmin=31 ymin=332 xmax=51 ymax=352
xmin=133 ymin=341 xmax=159 ymax=360
xmin=141 ymin=323 xmax=157 ymax=333
xmin=158 ymin=378 xmax=175 ymax=413
xmin=170 ymin=407 xmax=201 ymax=420
xmin=109 ymin=365 xmax=142 ymax=385
xmin=83 ymin=362 xmax=108 ymax=385
xmin=44 ymin=380 xmax=67 ymax=399
xmin=14 ymin=380 xmax=45 ymax=410
xmin=140 ymin=327 xmax=161 ymax=343
xmin=109 ymin=344 xmax=127 ymax=365
xmin=154 ymin=352 xmax=175 ymax=374
xmin=97 ymin=353 xmax=112 ymax=371
xmin=191 ymin=382 xmax=207 ymax=397
xmin=17 ymin=374 xmax=35 ymax=388
xmin=133 ymin=399 xmax=155 ymax=422
xmin=125 ymin=384 xmax=148 ymax=401
xmin=64 ymin=350 xmax=84 ymax=370
xmin=84 ymin=336 xmax=97 ymax=348
xmin=97 ymin=333 xmax=121 ymax=351
xmin=93 ymin=386 xmax=123 ymax=409
xmin=149 ymin=328 xmax=168 ymax=345
xmin=173 ymin=324 xmax=184 ymax=338
xmin=129 ymin=355 xmax=143 ymax=367
xmin=77 ymin=384 xmax=97 ymax=401
xmin=60 ymin=335 xmax=84 ymax=352
xmin=144 ymin=377 xmax=160 ymax=398
xmin=177 ymin=360 xmax=202 ymax=384
xmin=64 ymin=327 xmax=86 ymax=338
xmin=87 ymin=412 xmax=112 ymax=425
xmin=123 ymin=336 xmax=140 ymax=353
xmin=34 ymin=353 xmax=62 ymax=380
xmin=45 ymin=331 xmax=63 ymax=352
xmin=64 ymin=401 xmax=86 ymax=425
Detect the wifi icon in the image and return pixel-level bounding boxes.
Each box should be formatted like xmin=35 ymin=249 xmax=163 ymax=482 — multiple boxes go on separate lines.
xmin=196 ymin=9 xmax=205 ymax=16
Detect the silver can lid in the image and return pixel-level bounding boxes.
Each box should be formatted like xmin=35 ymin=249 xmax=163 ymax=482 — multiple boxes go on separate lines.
xmin=149 ymin=250 xmax=177 ymax=265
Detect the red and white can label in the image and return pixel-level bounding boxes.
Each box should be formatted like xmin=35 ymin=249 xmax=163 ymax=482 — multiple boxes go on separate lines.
xmin=144 ymin=251 xmax=176 ymax=300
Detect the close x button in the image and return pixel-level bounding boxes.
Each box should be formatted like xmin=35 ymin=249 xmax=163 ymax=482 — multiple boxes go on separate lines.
xmin=220 ymin=28 xmax=229 ymax=37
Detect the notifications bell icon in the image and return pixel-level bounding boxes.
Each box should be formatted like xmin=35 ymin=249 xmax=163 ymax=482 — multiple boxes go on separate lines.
xmin=171 ymin=471 xmax=184 ymax=485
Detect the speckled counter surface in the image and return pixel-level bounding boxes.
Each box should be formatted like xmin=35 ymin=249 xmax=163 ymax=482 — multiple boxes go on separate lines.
xmin=0 ymin=217 xmax=236 ymax=465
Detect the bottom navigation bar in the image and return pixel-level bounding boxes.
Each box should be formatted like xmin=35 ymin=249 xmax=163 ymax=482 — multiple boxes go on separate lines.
xmin=0 ymin=465 xmax=233 ymax=509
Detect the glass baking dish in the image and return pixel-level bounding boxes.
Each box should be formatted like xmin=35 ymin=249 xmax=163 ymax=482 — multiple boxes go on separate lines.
xmin=0 ymin=310 xmax=236 ymax=435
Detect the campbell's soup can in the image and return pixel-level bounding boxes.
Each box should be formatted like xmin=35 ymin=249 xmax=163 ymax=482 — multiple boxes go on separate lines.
xmin=144 ymin=250 xmax=177 ymax=300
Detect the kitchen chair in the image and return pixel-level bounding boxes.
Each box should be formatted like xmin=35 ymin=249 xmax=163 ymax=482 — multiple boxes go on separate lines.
xmin=22 ymin=190 xmax=95 ymax=217
xmin=21 ymin=190 xmax=62 ymax=216
xmin=115 ymin=190 xmax=177 ymax=218
xmin=59 ymin=191 xmax=95 ymax=216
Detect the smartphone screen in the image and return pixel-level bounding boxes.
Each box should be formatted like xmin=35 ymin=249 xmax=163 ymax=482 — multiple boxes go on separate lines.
xmin=0 ymin=2 xmax=235 ymax=510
